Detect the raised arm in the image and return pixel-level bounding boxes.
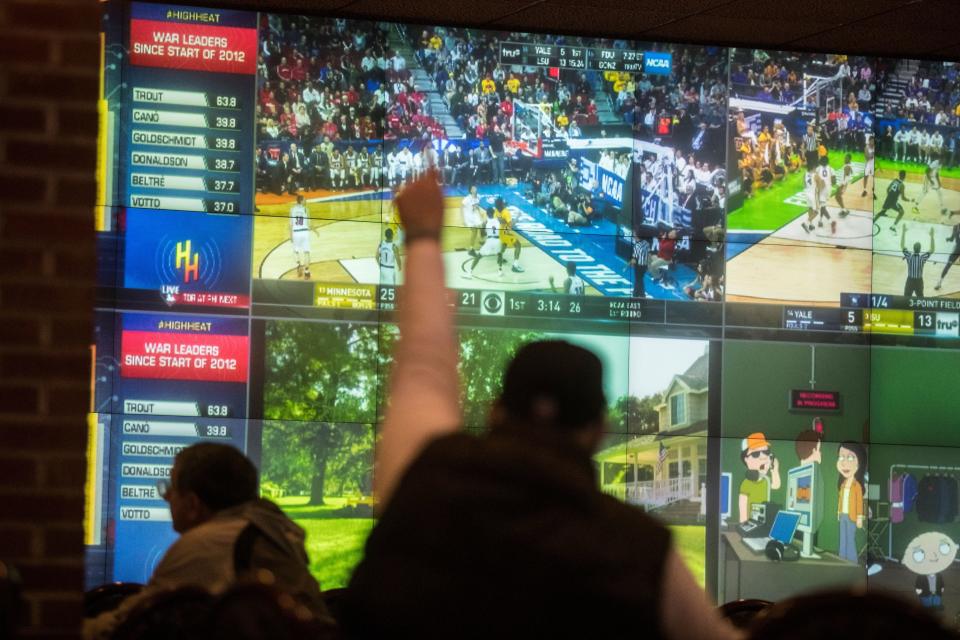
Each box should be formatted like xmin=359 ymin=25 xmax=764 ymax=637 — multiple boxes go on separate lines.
xmin=375 ymin=169 xmax=461 ymax=512
xmin=901 ymin=225 xmax=907 ymax=252
xmin=929 ymin=226 xmax=936 ymax=254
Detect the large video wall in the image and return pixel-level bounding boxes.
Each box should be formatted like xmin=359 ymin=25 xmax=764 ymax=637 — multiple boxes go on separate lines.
xmin=90 ymin=0 xmax=960 ymax=618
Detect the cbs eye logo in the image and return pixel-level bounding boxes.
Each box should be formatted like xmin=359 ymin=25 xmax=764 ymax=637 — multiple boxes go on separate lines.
xmin=481 ymin=291 xmax=505 ymax=316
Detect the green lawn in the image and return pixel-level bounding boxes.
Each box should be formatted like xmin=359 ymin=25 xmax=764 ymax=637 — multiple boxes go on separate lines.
xmin=277 ymin=495 xmax=374 ymax=590
xmin=728 ymin=151 xmax=865 ymax=231
xmin=670 ymin=525 xmax=706 ymax=588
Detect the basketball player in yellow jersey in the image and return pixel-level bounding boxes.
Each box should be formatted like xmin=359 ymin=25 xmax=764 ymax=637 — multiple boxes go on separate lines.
xmin=494 ymin=196 xmax=523 ymax=273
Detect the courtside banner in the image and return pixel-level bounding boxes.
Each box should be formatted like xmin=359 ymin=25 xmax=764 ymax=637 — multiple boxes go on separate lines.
xmin=120 ymin=314 xmax=248 ymax=382
xmin=129 ymin=3 xmax=257 ymax=75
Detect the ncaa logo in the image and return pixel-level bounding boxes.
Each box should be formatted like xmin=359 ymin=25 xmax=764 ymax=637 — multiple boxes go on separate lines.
xmin=480 ymin=291 xmax=505 ymax=316
xmin=644 ymin=52 xmax=672 ymax=75
xmin=936 ymin=312 xmax=960 ymax=337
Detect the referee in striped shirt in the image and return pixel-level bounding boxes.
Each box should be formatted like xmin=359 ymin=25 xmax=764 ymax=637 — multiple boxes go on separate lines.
xmin=901 ymin=225 xmax=936 ymax=298
xmin=628 ymin=227 xmax=651 ymax=298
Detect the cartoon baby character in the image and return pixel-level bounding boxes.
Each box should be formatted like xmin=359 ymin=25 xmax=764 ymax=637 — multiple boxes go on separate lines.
xmin=902 ymin=531 xmax=958 ymax=610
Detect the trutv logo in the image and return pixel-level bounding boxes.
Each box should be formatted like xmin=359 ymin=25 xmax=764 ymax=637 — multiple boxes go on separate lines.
xmin=175 ymin=240 xmax=200 ymax=283
xmin=644 ymin=51 xmax=672 ymax=75
xmin=936 ymin=313 xmax=960 ymax=336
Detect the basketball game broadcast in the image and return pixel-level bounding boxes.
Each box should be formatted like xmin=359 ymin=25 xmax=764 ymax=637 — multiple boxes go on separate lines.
xmin=249 ymin=15 xmax=728 ymax=308
xmin=87 ymin=0 xmax=960 ymax=625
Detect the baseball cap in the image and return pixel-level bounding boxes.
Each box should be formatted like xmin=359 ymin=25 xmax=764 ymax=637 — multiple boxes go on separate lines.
xmin=500 ymin=341 xmax=606 ymax=430
xmin=742 ymin=432 xmax=771 ymax=453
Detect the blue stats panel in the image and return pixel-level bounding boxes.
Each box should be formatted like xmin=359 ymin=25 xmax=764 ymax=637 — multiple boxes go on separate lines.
xmin=123 ymin=207 xmax=252 ymax=307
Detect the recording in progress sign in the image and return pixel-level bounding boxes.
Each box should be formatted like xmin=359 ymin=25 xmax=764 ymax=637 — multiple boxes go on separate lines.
xmin=789 ymin=389 xmax=841 ymax=413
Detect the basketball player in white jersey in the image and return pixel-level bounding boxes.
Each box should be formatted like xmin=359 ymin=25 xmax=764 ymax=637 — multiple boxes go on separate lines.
xmin=377 ymin=227 xmax=402 ymax=286
xmin=800 ymin=163 xmax=820 ymax=234
xmin=370 ymin=145 xmax=383 ymax=187
xmin=816 ymin=155 xmax=834 ymax=229
xmin=289 ymin=194 xmax=312 ymax=279
xmin=836 ymin=153 xmax=852 ymax=220
xmin=548 ymin=261 xmax=585 ymax=295
xmin=464 ymin=207 xmax=504 ymax=279
xmin=460 ymin=184 xmax=483 ymax=255
xmin=862 ymin=135 xmax=875 ymax=198
xmin=915 ymin=152 xmax=948 ymax=216
xmin=397 ymin=146 xmax=414 ymax=185
xmin=386 ymin=148 xmax=399 ymax=187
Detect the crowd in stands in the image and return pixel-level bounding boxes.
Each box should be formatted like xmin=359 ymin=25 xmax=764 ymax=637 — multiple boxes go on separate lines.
xmin=877 ymin=59 xmax=960 ymax=125
xmin=730 ymin=51 xmax=880 ymax=114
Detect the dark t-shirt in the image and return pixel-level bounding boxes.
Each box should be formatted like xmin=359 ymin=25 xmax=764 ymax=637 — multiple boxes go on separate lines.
xmin=343 ymin=430 xmax=671 ymax=639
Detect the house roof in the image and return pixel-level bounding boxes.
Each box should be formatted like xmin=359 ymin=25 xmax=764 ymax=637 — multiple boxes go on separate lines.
xmin=675 ymin=353 xmax=709 ymax=392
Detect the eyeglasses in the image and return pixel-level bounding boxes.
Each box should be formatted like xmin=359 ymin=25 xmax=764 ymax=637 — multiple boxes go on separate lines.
xmin=157 ymin=479 xmax=172 ymax=500
xmin=747 ymin=450 xmax=771 ymax=458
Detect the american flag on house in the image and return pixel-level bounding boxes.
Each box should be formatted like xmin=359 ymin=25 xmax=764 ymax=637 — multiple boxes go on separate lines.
xmin=656 ymin=441 xmax=669 ymax=475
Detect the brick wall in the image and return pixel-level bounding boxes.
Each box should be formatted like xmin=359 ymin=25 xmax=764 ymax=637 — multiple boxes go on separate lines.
xmin=0 ymin=0 xmax=101 ymax=637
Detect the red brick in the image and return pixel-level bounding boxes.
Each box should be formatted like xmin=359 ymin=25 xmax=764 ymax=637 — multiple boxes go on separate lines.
xmin=0 ymin=282 xmax=93 ymax=313
xmin=1 ymin=352 xmax=89 ymax=380
xmin=43 ymin=527 xmax=83 ymax=557
xmin=0 ymin=385 xmax=39 ymax=413
xmin=42 ymin=456 xmax=86 ymax=489
xmin=0 ymin=525 xmax=36 ymax=558
xmin=55 ymin=177 xmax=97 ymax=207
xmin=45 ymin=385 xmax=91 ymax=417
xmin=0 ymin=105 xmax=48 ymax=134
xmin=0 ymin=212 xmax=93 ymax=246
xmin=0 ymin=35 xmax=54 ymax=64
xmin=36 ymin=597 xmax=82 ymax=629
xmin=0 ymin=316 xmax=41 ymax=346
xmin=7 ymin=1 xmax=102 ymax=32
xmin=0 ymin=456 xmax=39 ymax=486
xmin=0 ymin=175 xmax=48 ymax=202
xmin=52 ymin=250 xmax=95 ymax=280
xmin=5 ymin=138 xmax=98 ymax=170
xmin=0 ymin=246 xmax=44 ymax=276
xmin=17 ymin=563 xmax=83 ymax=592
xmin=6 ymin=71 xmax=97 ymax=103
xmin=1 ymin=495 xmax=81 ymax=524
xmin=57 ymin=37 xmax=100 ymax=70
xmin=50 ymin=318 xmax=91 ymax=349
xmin=0 ymin=423 xmax=87 ymax=452
xmin=56 ymin=107 xmax=97 ymax=137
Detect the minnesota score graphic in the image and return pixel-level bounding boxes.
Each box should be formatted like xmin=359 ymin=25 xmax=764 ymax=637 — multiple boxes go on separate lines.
xmin=124 ymin=207 xmax=252 ymax=307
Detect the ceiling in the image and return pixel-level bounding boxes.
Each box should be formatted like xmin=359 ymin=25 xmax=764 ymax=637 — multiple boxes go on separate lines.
xmin=210 ymin=0 xmax=960 ymax=59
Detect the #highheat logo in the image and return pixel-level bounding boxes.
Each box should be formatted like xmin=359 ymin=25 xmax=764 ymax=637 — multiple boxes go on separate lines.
xmin=154 ymin=235 xmax=225 ymax=292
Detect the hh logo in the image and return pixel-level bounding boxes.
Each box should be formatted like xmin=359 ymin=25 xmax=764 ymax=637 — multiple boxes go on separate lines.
xmin=175 ymin=240 xmax=200 ymax=283
xmin=644 ymin=52 xmax=672 ymax=75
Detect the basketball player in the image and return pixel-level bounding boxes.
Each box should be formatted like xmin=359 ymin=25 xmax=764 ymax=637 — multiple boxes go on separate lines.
xmin=357 ymin=147 xmax=371 ymax=188
xmin=935 ymin=221 xmax=960 ymax=291
xmin=862 ymin=135 xmax=875 ymax=198
xmin=289 ymin=194 xmax=312 ymax=279
xmin=370 ymin=145 xmax=383 ymax=187
xmin=800 ymin=162 xmax=820 ymax=234
xmin=901 ymin=226 xmax=935 ymax=297
xmin=893 ymin=126 xmax=907 ymax=163
xmin=874 ymin=169 xmax=913 ymax=232
xmin=836 ymin=153 xmax=852 ymax=221
xmin=920 ymin=129 xmax=932 ymax=165
xmin=495 ymin=196 xmax=523 ymax=273
xmin=460 ymin=184 xmax=483 ymax=255
xmin=397 ymin=146 xmax=414 ymax=185
xmin=377 ymin=227 xmax=402 ymax=286
xmin=914 ymin=152 xmax=947 ymax=216
xmin=464 ymin=207 xmax=504 ymax=279
xmin=329 ymin=147 xmax=346 ymax=190
xmin=548 ymin=261 xmax=585 ymax=295
xmin=344 ymin=146 xmax=359 ymax=189
xmin=387 ymin=186 xmax=404 ymax=246
xmin=816 ymin=155 xmax=834 ymax=229
xmin=386 ymin=148 xmax=399 ymax=187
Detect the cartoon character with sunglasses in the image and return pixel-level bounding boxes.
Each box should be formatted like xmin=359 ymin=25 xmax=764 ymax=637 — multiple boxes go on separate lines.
xmin=738 ymin=432 xmax=781 ymax=523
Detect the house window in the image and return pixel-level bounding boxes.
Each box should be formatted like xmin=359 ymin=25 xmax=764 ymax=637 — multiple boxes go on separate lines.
xmin=668 ymin=462 xmax=679 ymax=479
xmin=670 ymin=394 xmax=686 ymax=426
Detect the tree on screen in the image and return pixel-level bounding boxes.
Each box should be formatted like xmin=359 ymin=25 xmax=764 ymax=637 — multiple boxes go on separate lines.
xmin=263 ymin=321 xmax=379 ymax=505
xmin=457 ymin=328 xmax=544 ymax=429
xmin=609 ymin=394 xmax=662 ymax=435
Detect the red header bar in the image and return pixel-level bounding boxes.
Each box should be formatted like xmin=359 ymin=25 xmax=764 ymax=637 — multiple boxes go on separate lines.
xmin=120 ymin=330 xmax=249 ymax=382
xmin=129 ymin=18 xmax=257 ymax=75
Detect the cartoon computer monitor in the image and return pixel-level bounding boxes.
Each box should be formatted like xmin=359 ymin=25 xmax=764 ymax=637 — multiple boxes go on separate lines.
xmin=720 ymin=472 xmax=732 ymax=523
xmin=787 ymin=463 xmax=819 ymax=558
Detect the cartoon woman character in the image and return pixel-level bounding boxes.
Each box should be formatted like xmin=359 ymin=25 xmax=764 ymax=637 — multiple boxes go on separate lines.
xmin=903 ymin=531 xmax=957 ymax=610
xmin=836 ymin=441 xmax=866 ymax=564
